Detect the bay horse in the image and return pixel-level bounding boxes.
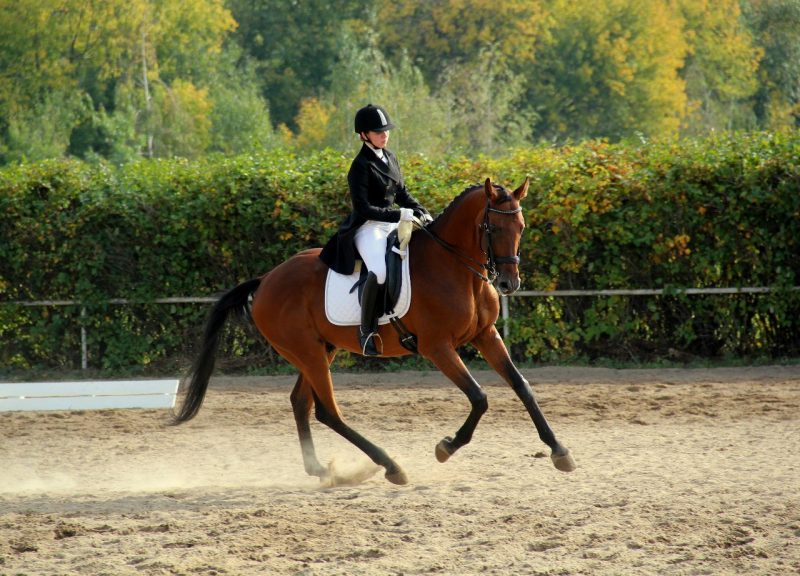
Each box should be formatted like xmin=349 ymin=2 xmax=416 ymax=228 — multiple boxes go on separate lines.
xmin=173 ymin=178 xmax=575 ymax=484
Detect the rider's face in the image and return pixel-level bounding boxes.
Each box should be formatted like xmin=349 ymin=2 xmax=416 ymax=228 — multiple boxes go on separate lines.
xmin=365 ymin=130 xmax=389 ymax=148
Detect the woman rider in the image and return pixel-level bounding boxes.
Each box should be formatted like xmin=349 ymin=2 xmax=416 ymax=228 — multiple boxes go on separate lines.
xmin=319 ymin=104 xmax=433 ymax=356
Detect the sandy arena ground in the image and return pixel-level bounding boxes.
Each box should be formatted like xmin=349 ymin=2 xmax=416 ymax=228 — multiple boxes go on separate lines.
xmin=1 ymin=366 xmax=799 ymax=575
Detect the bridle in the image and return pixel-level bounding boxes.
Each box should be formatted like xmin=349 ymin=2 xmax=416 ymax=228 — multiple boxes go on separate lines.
xmin=481 ymin=202 xmax=522 ymax=281
xmin=420 ymin=200 xmax=522 ymax=283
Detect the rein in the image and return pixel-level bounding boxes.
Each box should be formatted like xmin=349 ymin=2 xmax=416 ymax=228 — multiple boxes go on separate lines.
xmin=419 ymin=201 xmax=522 ymax=283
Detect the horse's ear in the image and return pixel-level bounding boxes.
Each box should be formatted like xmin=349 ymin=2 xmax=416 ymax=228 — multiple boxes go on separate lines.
xmin=484 ymin=178 xmax=499 ymax=202
xmin=514 ymin=177 xmax=529 ymax=201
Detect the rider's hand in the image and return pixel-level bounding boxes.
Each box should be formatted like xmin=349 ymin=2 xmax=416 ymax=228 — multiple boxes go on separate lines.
xmin=399 ymin=208 xmax=415 ymax=222
xmin=420 ymin=213 xmax=434 ymax=225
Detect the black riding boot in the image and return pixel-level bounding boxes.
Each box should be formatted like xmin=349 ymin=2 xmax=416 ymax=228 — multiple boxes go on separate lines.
xmin=359 ymin=272 xmax=382 ymax=356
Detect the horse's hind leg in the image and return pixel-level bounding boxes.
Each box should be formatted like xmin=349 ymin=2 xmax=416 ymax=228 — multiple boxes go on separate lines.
xmin=291 ymin=374 xmax=327 ymax=479
xmin=472 ymin=326 xmax=576 ymax=472
xmin=278 ymin=343 xmax=408 ymax=485
xmin=289 ymin=346 xmax=337 ymax=479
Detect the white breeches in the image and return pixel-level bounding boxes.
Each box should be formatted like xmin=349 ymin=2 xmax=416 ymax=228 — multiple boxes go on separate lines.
xmin=354 ymin=220 xmax=398 ymax=284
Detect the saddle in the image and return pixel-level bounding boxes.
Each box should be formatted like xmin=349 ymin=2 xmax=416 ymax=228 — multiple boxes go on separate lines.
xmin=325 ymin=232 xmax=417 ymax=352
xmin=350 ymin=230 xmax=417 ymax=352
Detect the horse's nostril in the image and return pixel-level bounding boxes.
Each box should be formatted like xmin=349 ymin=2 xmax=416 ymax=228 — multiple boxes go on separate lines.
xmin=496 ymin=276 xmax=520 ymax=295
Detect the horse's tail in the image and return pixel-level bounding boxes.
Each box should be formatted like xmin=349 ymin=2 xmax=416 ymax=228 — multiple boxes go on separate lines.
xmin=172 ymin=277 xmax=262 ymax=424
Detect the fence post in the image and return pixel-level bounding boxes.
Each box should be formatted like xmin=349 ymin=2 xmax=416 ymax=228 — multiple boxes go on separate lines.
xmin=501 ymin=295 xmax=510 ymax=342
xmin=80 ymin=307 xmax=88 ymax=370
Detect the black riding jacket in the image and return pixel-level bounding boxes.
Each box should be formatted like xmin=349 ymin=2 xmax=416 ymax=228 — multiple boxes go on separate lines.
xmin=319 ymin=144 xmax=429 ymax=275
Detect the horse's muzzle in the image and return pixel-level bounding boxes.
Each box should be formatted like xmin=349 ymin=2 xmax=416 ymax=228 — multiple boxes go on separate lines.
xmin=496 ymin=273 xmax=520 ymax=296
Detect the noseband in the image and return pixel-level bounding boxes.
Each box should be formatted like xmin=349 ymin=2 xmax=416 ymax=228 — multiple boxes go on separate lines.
xmin=422 ymin=200 xmax=522 ymax=283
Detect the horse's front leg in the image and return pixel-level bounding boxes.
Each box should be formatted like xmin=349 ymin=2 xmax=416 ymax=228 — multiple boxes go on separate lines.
xmin=472 ymin=327 xmax=576 ymax=472
xmin=423 ymin=345 xmax=488 ymax=463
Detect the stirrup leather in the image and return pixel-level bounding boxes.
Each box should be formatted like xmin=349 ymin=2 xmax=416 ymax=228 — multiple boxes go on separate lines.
xmin=358 ymin=271 xmax=382 ymax=356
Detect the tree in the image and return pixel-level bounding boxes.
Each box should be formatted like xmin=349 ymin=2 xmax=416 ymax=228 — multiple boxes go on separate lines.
xmin=146 ymin=80 xmax=212 ymax=159
xmin=526 ymin=0 xmax=688 ymax=141
xmin=146 ymin=0 xmax=236 ymax=83
xmin=103 ymin=0 xmax=239 ymax=159
xmin=1 ymin=92 xmax=90 ymax=163
xmin=0 ymin=0 xmax=271 ymax=163
xmin=206 ymin=48 xmax=275 ymax=155
xmin=676 ymin=0 xmax=762 ymax=134
xmin=287 ymin=31 xmax=452 ymax=158
xmin=438 ymin=47 xmax=533 ymax=155
xmin=744 ymin=0 xmax=800 ymax=129
xmin=0 ymin=0 xmax=145 ymax=162
xmin=226 ymin=0 xmax=371 ymax=129
xmin=377 ymin=0 xmax=546 ymax=85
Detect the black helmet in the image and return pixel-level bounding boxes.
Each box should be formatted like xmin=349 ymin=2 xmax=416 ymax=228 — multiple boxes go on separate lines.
xmin=354 ymin=104 xmax=395 ymax=133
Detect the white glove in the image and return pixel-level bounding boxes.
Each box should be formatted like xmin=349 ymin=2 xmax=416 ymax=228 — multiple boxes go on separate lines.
xmin=399 ymin=208 xmax=415 ymax=222
xmin=420 ymin=213 xmax=434 ymax=225
xmin=397 ymin=219 xmax=413 ymax=254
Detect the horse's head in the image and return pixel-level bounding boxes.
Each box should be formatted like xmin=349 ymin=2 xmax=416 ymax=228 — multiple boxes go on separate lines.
xmin=482 ymin=177 xmax=528 ymax=295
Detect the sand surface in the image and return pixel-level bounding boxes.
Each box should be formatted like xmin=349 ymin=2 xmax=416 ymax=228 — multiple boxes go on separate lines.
xmin=1 ymin=366 xmax=799 ymax=575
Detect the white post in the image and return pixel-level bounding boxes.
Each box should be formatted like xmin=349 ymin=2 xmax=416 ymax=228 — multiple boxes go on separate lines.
xmin=501 ymin=295 xmax=509 ymax=342
xmin=80 ymin=307 xmax=88 ymax=370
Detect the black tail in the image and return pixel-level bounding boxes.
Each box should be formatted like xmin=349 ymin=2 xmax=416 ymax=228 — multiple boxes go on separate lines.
xmin=172 ymin=278 xmax=262 ymax=424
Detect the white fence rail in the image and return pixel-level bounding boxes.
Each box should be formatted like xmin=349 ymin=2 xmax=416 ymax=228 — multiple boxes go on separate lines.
xmin=0 ymin=379 xmax=179 ymax=412
xmin=5 ymin=286 xmax=799 ymax=369
xmin=497 ymin=287 xmax=800 ymax=341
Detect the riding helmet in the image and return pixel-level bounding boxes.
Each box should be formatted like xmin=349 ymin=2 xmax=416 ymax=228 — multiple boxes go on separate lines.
xmin=354 ymin=104 xmax=395 ymax=133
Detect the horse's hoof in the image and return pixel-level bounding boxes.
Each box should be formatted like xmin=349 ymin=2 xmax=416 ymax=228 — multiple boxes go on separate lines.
xmin=385 ymin=467 xmax=409 ymax=485
xmin=435 ymin=437 xmax=454 ymax=463
xmin=551 ymin=449 xmax=576 ymax=472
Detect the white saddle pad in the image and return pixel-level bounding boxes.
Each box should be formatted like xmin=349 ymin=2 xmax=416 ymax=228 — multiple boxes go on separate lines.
xmin=325 ymin=251 xmax=412 ymax=327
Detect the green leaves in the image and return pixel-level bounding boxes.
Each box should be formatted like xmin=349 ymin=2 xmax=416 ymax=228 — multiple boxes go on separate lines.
xmin=2 ymin=134 xmax=800 ymax=370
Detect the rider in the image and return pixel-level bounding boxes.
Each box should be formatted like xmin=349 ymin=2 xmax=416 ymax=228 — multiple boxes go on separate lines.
xmin=319 ymin=104 xmax=433 ymax=356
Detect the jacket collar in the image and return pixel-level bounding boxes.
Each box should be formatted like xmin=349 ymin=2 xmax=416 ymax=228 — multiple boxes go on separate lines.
xmin=359 ymin=144 xmax=401 ymax=183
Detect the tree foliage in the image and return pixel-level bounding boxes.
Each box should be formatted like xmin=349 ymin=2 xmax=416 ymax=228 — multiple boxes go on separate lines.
xmin=0 ymin=0 xmax=271 ymax=163
xmin=377 ymin=0 xmax=545 ymax=83
xmin=744 ymin=0 xmax=800 ymax=128
xmin=225 ymin=0 xmax=371 ymax=129
xmin=527 ymin=0 xmax=688 ymax=141
xmin=284 ymin=31 xmax=452 ymax=158
xmin=0 ymin=0 xmax=797 ymax=164
xmin=677 ymin=0 xmax=762 ymax=133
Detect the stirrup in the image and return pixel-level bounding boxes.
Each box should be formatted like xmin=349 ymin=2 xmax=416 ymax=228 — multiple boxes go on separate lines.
xmin=360 ymin=329 xmax=383 ymax=357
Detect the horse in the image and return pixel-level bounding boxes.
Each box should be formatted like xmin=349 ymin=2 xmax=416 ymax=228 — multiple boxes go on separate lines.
xmin=173 ymin=178 xmax=576 ymax=485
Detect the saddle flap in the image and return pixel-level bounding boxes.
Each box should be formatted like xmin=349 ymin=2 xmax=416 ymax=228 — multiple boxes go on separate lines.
xmin=325 ymin=245 xmax=412 ymax=327
xmin=349 ymin=231 xmax=404 ymax=314
xmin=384 ymin=230 xmax=403 ymax=312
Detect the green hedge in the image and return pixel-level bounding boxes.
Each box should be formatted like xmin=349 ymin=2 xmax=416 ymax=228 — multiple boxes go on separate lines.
xmin=2 ymin=131 xmax=800 ymax=373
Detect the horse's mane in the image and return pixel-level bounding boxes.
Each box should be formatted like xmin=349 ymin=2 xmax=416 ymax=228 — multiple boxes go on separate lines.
xmin=432 ymin=182 xmax=511 ymax=223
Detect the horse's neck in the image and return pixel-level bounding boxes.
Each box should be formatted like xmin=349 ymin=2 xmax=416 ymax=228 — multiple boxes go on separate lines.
xmin=425 ymin=193 xmax=483 ymax=256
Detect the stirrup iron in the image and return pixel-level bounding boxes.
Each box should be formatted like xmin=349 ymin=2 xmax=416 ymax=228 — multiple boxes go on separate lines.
xmin=360 ymin=329 xmax=383 ymax=356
